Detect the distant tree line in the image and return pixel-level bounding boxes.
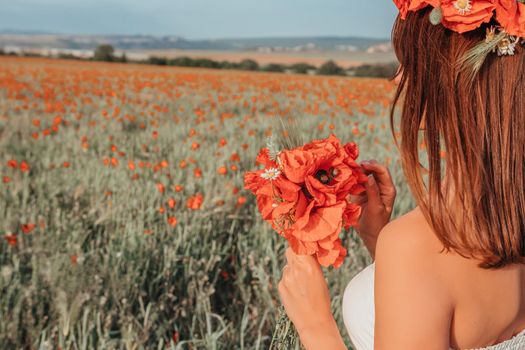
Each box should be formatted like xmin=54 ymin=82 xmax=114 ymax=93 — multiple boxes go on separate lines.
xmin=145 ymin=56 xmax=320 ymax=74
xmin=144 ymin=55 xmax=398 ymax=78
xmin=0 ymin=44 xmax=399 ymax=79
xmin=348 ymin=62 xmax=400 ymax=78
xmin=0 ymin=48 xmax=19 ymax=57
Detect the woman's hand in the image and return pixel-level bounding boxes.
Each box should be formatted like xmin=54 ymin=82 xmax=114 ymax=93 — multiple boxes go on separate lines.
xmin=350 ymin=160 xmax=397 ymax=259
xmin=278 ymin=247 xmax=346 ymax=349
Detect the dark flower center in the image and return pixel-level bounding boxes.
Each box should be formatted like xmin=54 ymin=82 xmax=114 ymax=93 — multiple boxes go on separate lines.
xmin=315 ymin=169 xmax=331 ymax=185
xmin=315 ymin=168 xmax=338 ymax=185
xmin=303 ymin=167 xmax=338 ymax=198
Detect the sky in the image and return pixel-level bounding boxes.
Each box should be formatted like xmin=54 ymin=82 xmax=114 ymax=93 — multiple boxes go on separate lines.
xmin=0 ymin=0 xmax=399 ymax=39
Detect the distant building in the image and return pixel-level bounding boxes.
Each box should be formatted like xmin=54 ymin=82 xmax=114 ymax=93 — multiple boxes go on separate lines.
xmin=366 ymin=43 xmax=393 ymax=54
xmin=336 ymin=45 xmax=358 ymax=52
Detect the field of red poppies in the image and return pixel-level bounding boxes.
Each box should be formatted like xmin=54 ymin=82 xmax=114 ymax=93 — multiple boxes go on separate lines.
xmin=0 ymin=56 xmax=414 ymax=349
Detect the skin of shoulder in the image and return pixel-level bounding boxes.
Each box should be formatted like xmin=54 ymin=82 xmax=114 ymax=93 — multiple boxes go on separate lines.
xmin=373 ymin=207 xmax=455 ymax=350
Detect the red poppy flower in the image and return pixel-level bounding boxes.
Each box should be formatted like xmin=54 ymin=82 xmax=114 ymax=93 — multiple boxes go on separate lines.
xmin=496 ymin=0 xmax=525 ymax=37
xmin=4 ymin=233 xmax=17 ymax=247
xmin=394 ymin=0 xmax=437 ymax=19
xmin=441 ymin=0 xmax=496 ymax=33
xmin=186 ymin=194 xmax=204 ymax=210
xmin=244 ymin=135 xmax=367 ymax=268
xmin=21 ymin=223 xmax=35 ymax=234
xmin=20 ymin=161 xmax=30 ymax=172
xmin=194 ymin=168 xmax=202 ymax=178
xmin=167 ymin=216 xmax=178 ymax=227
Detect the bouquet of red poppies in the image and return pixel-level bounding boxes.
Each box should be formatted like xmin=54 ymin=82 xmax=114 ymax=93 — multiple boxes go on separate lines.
xmin=244 ymin=134 xmax=368 ymax=268
xmin=244 ymin=133 xmax=368 ymax=348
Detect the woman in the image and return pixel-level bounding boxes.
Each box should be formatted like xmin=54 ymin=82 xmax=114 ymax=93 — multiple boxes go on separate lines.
xmin=278 ymin=1 xmax=525 ymax=349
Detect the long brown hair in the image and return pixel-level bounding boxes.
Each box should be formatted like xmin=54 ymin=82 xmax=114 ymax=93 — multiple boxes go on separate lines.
xmin=390 ymin=8 xmax=525 ymax=268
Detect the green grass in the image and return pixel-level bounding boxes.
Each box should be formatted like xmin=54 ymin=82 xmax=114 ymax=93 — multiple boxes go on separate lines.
xmin=0 ymin=58 xmax=415 ymax=349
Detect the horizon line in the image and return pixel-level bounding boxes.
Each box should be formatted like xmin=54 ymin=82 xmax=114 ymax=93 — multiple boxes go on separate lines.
xmin=0 ymin=28 xmax=392 ymax=41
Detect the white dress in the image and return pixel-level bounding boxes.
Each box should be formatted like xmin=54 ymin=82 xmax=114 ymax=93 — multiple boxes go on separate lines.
xmin=342 ymin=263 xmax=525 ymax=350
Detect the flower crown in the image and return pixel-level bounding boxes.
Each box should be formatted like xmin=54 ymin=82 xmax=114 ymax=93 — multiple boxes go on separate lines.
xmin=394 ymin=0 xmax=525 ymax=70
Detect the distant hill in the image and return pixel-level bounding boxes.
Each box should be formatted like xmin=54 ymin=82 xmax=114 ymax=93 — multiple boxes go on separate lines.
xmin=0 ymin=29 xmax=58 ymax=35
xmin=0 ymin=30 xmax=390 ymax=52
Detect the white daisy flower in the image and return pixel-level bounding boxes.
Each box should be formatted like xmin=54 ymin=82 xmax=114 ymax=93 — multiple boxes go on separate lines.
xmin=497 ymin=36 xmax=520 ymax=56
xmin=454 ymin=0 xmax=472 ymax=15
xmin=260 ymin=167 xmax=281 ymax=181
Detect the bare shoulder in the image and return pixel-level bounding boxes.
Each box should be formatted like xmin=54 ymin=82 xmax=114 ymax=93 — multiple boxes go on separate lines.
xmin=376 ymin=206 xmax=444 ymax=261
xmin=374 ymin=205 xmax=451 ymax=296
xmin=374 ymin=207 xmax=454 ymax=349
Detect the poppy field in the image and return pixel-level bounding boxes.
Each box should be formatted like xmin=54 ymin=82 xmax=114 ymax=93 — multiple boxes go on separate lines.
xmin=0 ymin=56 xmax=414 ymax=349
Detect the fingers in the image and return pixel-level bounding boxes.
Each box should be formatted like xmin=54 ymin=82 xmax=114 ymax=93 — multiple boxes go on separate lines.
xmin=281 ymin=264 xmax=291 ymax=279
xmin=284 ymin=247 xmax=318 ymax=275
xmin=349 ymin=193 xmax=367 ymax=206
xmin=285 ymin=247 xmax=296 ymax=266
xmin=278 ymin=273 xmax=290 ymax=298
xmin=361 ymin=160 xmax=396 ymax=212
xmin=284 ymin=248 xmax=296 ymax=282
xmin=285 ymin=246 xmax=315 ymax=264
xmin=365 ymin=175 xmax=382 ymax=209
xmin=361 ymin=160 xmax=393 ymax=191
xmin=279 ymin=263 xmax=295 ymax=297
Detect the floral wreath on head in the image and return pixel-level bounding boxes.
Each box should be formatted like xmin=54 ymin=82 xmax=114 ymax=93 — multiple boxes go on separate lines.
xmin=394 ymin=0 xmax=525 ymax=71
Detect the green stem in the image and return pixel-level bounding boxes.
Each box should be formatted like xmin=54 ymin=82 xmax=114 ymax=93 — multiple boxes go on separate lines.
xmin=269 ymin=305 xmax=303 ymax=350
